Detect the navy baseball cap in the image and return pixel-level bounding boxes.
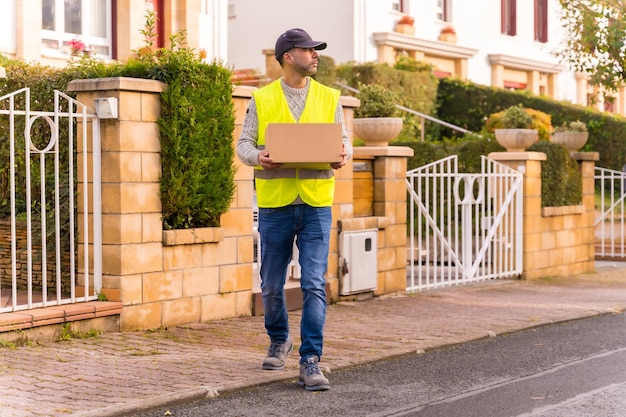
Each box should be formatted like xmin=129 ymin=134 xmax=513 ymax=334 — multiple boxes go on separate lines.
xmin=274 ymin=28 xmax=327 ymax=60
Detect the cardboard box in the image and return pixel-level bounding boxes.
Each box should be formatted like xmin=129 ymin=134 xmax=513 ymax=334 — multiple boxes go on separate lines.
xmin=265 ymin=123 xmax=343 ymax=165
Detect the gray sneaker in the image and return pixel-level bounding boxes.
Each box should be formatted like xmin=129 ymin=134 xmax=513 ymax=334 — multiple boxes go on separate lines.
xmin=298 ymin=356 xmax=330 ymax=391
xmin=262 ymin=339 xmax=293 ymax=370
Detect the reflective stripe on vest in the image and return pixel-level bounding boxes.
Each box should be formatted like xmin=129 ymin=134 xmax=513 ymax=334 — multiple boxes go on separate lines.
xmin=253 ymin=78 xmax=340 ymax=208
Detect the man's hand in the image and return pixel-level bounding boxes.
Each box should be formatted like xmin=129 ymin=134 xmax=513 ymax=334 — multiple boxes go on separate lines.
xmin=331 ymin=145 xmax=348 ymax=170
xmin=258 ymin=151 xmax=284 ymax=170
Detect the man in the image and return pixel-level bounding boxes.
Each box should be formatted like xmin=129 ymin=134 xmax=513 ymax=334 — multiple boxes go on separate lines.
xmin=236 ymin=28 xmax=352 ymax=391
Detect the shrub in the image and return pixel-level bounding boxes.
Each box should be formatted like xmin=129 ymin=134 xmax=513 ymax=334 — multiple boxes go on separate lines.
xmin=553 ymin=120 xmax=587 ymax=133
xmin=435 ymin=77 xmax=625 ymax=170
xmin=354 ymin=83 xmax=399 ymax=118
xmin=0 ymin=10 xmax=236 ymax=230
xmin=312 ymin=55 xmax=337 ymax=88
xmin=499 ymin=105 xmax=534 ymax=128
xmin=528 ymin=141 xmax=582 ymax=207
xmin=135 ymin=21 xmax=235 ymax=229
xmin=485 ymin=105 xmax=552 ymax=141
xmin=336 ymin=61 xmax=439 ymax=141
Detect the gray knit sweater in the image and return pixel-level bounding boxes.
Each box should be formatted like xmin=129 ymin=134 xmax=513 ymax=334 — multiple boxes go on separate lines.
xmin=236 ymin=78 xmax=352 ymax=167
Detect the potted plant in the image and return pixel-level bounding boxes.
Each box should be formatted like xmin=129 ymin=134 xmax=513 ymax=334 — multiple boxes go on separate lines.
xmin=493 ymin=105 xmax=539 ymax=152
xmin=438 ymin=26 xmax=457 ymax=43
xmin=550 ymin=120 xmax=588 ymax=153
xmin=352 ymin=83 xmax=403 ymax=146
xmin=395 ymin=15 xmax=416 ymax=35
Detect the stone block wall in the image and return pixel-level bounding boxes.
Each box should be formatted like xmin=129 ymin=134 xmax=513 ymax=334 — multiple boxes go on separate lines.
xmin=489 ymin=151 xmax=597 ymax=279
xmin=343 ymin=147 xmax=414 ymax=297
xmin=68 ymin=78 xmax=254 ymax=331
xmin=63 ymin=77 xmax=415 ymax=330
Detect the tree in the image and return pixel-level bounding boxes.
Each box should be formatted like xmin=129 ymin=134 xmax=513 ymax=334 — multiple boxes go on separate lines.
xmin=557 ymin=0 xmax=626 ymax=92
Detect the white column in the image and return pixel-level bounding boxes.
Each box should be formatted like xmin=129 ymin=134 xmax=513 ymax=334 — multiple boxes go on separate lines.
xmin=199 ymin=0 xmax=228 ymax=63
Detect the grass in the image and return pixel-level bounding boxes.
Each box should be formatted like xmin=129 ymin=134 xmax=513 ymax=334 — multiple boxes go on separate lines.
xmin=595 ymin=189 xmax=626 ymax=219
xmin=57 ymin=323 xmax=101 ymax=342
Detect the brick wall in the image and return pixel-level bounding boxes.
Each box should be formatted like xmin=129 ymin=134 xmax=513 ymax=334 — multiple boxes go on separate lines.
xmin=0 ymin=220 xmax=71 ymax=294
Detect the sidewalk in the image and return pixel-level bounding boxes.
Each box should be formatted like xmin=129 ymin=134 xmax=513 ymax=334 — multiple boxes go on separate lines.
xmin=2 ymin=265 xmax=626 ymax=417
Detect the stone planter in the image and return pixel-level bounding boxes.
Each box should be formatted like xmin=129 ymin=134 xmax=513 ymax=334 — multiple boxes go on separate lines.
xmin=550 ymin=132 xmax=589 ymax=153
xmin=438 ymin=32 xmax=457 ymax=43
xmin=395 ymin=23 xmax=415 ymax=36
xmin=353 ymin=117 xmax=404 ymax=146
xmin=494 ymin=129 xmax=539 ymax=152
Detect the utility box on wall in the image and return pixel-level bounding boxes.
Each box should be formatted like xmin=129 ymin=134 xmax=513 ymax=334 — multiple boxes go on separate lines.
xmin=339 ymin=229 xmax=377 ymax=295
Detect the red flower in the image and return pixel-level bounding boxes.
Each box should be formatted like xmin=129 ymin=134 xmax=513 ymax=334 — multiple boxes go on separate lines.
xmin=398 ymin=15 xmax=415 ymax=25
xmin=69 ymin=38 xmax=86 ymax=56
xmin=440 ymin=26 xmax=456 ymax=34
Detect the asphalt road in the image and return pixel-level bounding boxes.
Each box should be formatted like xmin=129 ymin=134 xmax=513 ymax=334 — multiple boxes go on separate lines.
xmin=131 ymin=312 xmax=626 ymax=417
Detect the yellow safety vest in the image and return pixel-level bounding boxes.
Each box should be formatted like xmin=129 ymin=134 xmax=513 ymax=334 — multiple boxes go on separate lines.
xmin=253 ymin=78 xmax=340 ymax=208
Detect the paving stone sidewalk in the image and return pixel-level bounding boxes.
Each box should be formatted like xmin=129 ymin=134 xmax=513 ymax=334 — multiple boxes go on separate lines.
xmin=2 ymin=267 xmax=626 ymax=417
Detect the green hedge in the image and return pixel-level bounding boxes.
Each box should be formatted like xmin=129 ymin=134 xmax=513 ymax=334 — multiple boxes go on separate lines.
xmin=335 ymin=61 xmax=439 ymax=141
xmin=436 ymin=77 xmax=626 ymax=171
xmin=528 ymin=141 xmax=582 ymax=207
xmin=0 ymin=30 xmax=235 ymax=230
xmin=397 ymin=136 xmax=582 ymax=207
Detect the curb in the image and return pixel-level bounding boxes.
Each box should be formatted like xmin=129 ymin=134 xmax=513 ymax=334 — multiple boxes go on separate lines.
xmin=75 ymin=311 xmax=619 ymax=416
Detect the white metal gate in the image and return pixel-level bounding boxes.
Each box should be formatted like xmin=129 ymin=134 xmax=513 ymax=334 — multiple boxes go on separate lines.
xmin=0 ymin=88 xmax=101 ymax=313
xmin=406 ymin=155 xmax=523 ymax=291
xmin=594 ymin=166 xmax=626 ymax=259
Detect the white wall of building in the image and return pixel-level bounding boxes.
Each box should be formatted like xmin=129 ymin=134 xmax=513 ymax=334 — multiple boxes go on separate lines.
xmin=227 ymin=0 xmax=579 ymax=105
xmin=200 ymin=0 xmax=229 ymax=64
xmin=227 ymin=0 xmax=408 ymax=72
xmin=0 ymin=0 xmax=16 ymax=54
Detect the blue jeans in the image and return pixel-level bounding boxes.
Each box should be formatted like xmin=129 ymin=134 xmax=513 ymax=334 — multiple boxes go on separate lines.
xmin=258 ymin=204 xmax=331 ymax=364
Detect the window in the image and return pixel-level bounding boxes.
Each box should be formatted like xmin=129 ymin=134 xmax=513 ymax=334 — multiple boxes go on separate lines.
xmin=501 ymin=0 xmax=517 ymax=36
xmin=437 ymin=0 xmax=451 ymax=22
xmin=42 ymin=0 xmax=112 ymax=57
xmin=534 ymin=0 xmax=548 ymax=43
xmin=392 ymin=0 xmax=406 ymax=13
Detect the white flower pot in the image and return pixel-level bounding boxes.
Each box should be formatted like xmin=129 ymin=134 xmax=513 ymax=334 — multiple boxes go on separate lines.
xmin=353 ymin=117 xmax=404 ymax=147
xmin=550 ymin=132 xmax=589 ymax=153
xmin=494 ymin=129 xmax=539 ymax=152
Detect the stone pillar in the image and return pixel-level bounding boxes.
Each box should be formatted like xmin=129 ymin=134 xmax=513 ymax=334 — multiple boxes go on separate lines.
xmin=455 ymin=58 xmax=468 ymax=79
xmin=376 ymin=44 xmax=397 ymax=65
xmin=489 ymin=151 xmax=597 ymax=279
xmin=573 ymin=152 xmax=600 ymax=270
xmin=491 ymin=63 xmax=504 ymax=89
xmin=575 ymin=72 xmax=588 ymax=107
xmin=343 ymin=146 xmax=413 ymax=295
xmin=547 ymin=73 xmax=557 ymax=100
xmin=68 ymin=77 xmax=166 ymax=309
xmin=263 ymin=49 xmax=283 ymax=81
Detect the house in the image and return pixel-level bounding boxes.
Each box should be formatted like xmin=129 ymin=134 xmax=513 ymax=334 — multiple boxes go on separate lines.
xmin=0 ymin=0 xmax=609 ymax=337
xmin=226 ymin=0 xmax=625 ymax=116
xmin=1 ymin=1 xmax=621 ymax=115
xmin=0 ymin=0 xmax=229 ymax=67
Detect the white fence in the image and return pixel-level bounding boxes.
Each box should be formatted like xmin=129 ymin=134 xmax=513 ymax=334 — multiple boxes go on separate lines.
xmin=594 ymin=166 xmax=626 ymax=259
xmin=0 ymin=88 xmax=101 ymax=313
xmin=406 ymin=155 xmax=523 ymax=291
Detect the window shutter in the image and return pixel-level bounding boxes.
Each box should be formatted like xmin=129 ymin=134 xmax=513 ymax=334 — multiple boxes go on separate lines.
xmin=510 ymin=0 xmax=517 ymax=36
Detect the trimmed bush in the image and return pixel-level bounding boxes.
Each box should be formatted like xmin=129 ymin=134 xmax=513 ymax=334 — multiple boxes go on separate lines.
xmin=528 ymin=141 xmax=582 ymax=207
xmin=336 ymin=61 xmax=439 ymax=141
xmin=436 ymin=77 xmax=626 ymax=170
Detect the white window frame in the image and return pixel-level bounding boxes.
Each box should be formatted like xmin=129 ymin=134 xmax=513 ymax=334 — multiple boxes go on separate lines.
xmin=436 ymin=0 xmax=452 ymax=22
xmin=41 ymin=0 xmax=112 ymax=59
